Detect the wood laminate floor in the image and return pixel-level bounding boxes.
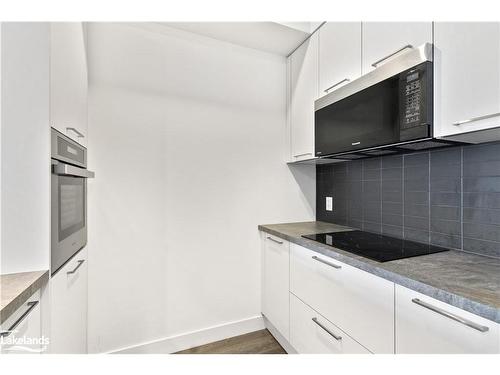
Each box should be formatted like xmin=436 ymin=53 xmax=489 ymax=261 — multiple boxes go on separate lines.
xmin=175 ymin=329 xmax=286 ymax=354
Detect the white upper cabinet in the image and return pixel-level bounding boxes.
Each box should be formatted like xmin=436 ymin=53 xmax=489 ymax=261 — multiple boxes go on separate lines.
xmin=434 ymin=22 xmax=500 ymax=139
xmin=50 ymin=23 xmax=88 ymax=147
xmin=319 ymin=22 xmax=361 ymax=96
xmin=362 ymin=22 xmax=433 ymax=74
xmin=289 ymin=32 xmax=319 ymax=161
xmin=396 ymin=285 xmax=499 ymax=354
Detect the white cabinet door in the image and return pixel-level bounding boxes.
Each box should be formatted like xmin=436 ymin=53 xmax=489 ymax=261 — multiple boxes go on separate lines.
xmin=262 ymin=234 xmax=290 ymax=340
xmin=434 ymin=22 xmax=500 ymax=139
xmin=49 ymin=247 xmax=88 ymax=353
xmin=0 ymin=23 xmax=51 ymax=275
xmin=290 ymin=243 xmax=394 ymax=353
xmin=290 ymin=293 xmax=370 ymax=354
xmin=319 ymin=22 xmax=361 ymax=96
xmin=289 ymin=32 xmax=319 ymax=161
xmin=395 ymin=285 xmax=500 ymax=354
xmin=50 ymin=22 xmax=88 ymax=147
xmin=0 ymin=290 xmax=42 ymax=354
xmin=362 ymin=22 xmax=432 ymax=74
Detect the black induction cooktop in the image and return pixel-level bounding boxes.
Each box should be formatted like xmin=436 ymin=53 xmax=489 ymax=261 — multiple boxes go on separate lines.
xmin=302 ymin=230 xmax=449 ymax=262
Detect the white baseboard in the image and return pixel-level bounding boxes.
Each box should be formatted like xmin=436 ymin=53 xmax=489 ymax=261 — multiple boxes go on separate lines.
xmin=262 ymin=315 xmax=296 ymax=354
xmin=111 ymin=315 xmax=265 ymax=354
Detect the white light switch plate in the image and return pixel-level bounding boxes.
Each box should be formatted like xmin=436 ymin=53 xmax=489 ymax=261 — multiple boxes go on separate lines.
xmin=326 ymin=197 xmax=333 ymax=211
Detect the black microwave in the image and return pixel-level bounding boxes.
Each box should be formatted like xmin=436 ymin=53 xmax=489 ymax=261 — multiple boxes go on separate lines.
xmin=314 ymin=44 xmax=459 ymax=159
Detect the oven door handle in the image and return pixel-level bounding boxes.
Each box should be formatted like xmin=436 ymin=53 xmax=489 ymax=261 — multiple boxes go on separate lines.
xmin=53 ymin=163 xmax=95 ymax=178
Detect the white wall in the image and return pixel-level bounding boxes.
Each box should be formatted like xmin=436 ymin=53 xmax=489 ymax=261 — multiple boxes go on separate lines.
xmin=1 ymin=23 xmax=50 ymax=274
xmin=86 ymin=23 xmax=315 ymax=353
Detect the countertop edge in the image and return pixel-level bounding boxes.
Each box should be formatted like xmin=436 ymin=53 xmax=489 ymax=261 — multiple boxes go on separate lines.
xmin=0 ymin=270 xmax=49 ymax=325
xmin=258 ymin=225 xmax=500 ymax=324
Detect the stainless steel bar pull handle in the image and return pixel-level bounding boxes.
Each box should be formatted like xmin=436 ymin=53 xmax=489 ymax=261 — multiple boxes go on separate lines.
xmin=312 ymin=317 xmax=342 ymax=341
xmin=293 ymin=152 xmax=313 ymax=158
xmin=324 ymin=78 xmax=350 ymax=93
xmin=66 ymin=127 xmax=85 ymax=138
xmin=67 ymin=260 xmax=85 ymax=275
xmin=53 ymin=163 xmax=95 ymax=179
xmin=312 ymin=255 xmax=341 ymax=269
xmin=452 ymin=112 xmax=500 ymax=126
xmin=267 ymin=236 xmax=283 ymax=245
xmin=0 ymin=301 xmax=39 ymax=338
xmin=371 ymin=44 xmax=413 ymax=67
xmin=411 ymin=298 xmax=489 ymax=332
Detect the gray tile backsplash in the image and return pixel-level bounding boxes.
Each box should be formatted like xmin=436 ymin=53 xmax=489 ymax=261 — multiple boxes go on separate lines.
xmin=316 ymin=142 xmax=500 ymax=259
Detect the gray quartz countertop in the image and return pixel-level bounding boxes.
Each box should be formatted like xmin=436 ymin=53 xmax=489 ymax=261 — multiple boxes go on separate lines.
xmin=258 ymin=221 xmax=500 ymax=324
xmin=0 ymin=270 xmax=49 ymax=324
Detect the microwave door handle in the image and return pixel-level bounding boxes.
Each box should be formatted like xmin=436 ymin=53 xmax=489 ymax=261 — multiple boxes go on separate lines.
xmin=53 ymin=163 xmax=95 ymax=178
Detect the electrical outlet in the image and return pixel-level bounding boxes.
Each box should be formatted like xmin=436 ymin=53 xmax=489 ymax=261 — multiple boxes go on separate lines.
xmin=326 ymin=197 xmax=333 ymax=211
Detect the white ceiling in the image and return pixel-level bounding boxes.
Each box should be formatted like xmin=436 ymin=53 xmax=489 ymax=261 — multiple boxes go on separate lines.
xmin=158 ymin=22 xmax=322 ymax=56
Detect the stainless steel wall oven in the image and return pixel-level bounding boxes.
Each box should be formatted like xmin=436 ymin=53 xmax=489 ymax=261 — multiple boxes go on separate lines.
xmin=51 ymin=128 xmax=94 ymax=275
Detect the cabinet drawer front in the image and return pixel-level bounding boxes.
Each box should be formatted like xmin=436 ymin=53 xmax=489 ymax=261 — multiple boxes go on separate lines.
xmin=290 ymin=243 xmax=394 ymax=353
xmin=396 ymin=285 xmax=500 ymax=354
xmin=262 ymin=234 xmax=290 ymax=340
xmin=0 ymin=290 xmax=42 ymax=354
xmin=290 ymin=293 xmax=370 ymax=354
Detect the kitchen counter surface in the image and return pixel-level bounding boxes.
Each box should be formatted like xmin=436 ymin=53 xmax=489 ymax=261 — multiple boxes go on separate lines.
xmin=259 ymin=221 xmax=500 ymax=324
xmin=0 ymin=270 xmax=49 ymax=324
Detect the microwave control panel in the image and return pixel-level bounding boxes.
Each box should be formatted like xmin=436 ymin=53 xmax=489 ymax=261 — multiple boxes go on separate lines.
xmin=399 ymin=61 xmax=432 ymax=139
xmin=403 ymin=71 xmax=422 ymax=128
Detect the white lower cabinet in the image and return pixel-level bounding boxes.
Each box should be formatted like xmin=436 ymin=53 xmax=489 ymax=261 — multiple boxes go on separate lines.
xmin=49 ymin=247 xmax=88 ymax=353
xmin=261 ymin=231 xmax=498 ymax=354
xmin=290 ymin=293 xmax=370 ymax=354
xmin=262 ymin=234 xmax=290 ymax=340
xmin=0 ymin=290 xmax=43 ymax=354
xmin=290 ymin=243 xmax=394 ymax=353
xmin=395 ymin=285 xmax=500 ymax=354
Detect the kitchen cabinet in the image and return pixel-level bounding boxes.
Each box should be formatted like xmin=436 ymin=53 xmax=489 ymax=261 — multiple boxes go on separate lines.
xmin=50 ymin=22 xmax=88 ymax=147
xmin=289 ymin=243 xmax=394 ymax=353
xmin=362 ymin=22 xmax=432 ymax=74
xmin=1 ymin=23 xmax=51 ymax=274
xmin=288 ymin=32 xmax=319 ymax=162
xmin=290 ymin=293 xmax=370 ymax=354
xmin=433 ymin=22 xmax=500 ymax=139
xmin=49 ymin=246 xmax=88 ymax=354
xmin=319 ymin=22 xmax=362 ymax=96
xmin=395 ymin=285 xmax=499 ymax=354
xmin=0 ymin=290 xmax=42 ymax=354
xmin=261 ymin=234 xmax=290 ymax=340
